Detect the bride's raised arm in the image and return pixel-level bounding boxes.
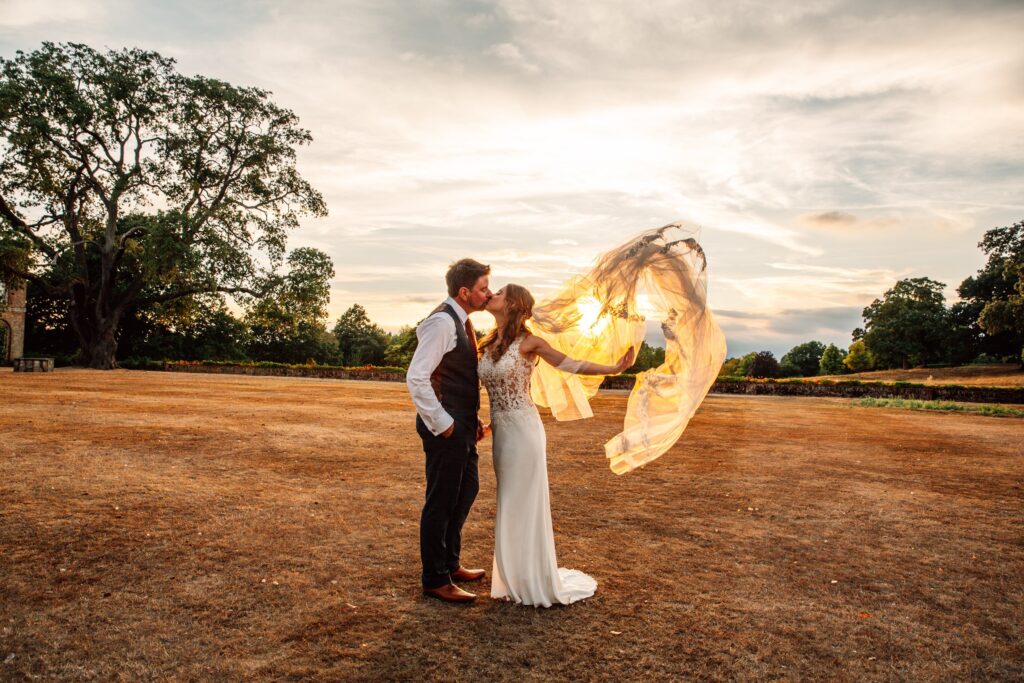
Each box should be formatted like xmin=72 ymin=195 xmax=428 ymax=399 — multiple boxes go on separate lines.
xmin=521 ymin=334 xmax=634 ymax=376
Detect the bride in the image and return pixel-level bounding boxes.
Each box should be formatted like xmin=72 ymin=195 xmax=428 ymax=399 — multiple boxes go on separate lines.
xmin=478 ymin=283 xmax=633 ymax=607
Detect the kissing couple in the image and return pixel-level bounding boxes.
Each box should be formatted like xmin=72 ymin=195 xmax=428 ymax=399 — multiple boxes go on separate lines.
xmin=406 ymin=258 xmax=633 ymax=607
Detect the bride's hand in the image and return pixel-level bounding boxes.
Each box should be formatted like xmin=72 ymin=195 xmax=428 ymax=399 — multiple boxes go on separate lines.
xmin=613 ymin=348 xmax=635 ymax=374
xmin=476 ymin=419 xmax=491 ymax=441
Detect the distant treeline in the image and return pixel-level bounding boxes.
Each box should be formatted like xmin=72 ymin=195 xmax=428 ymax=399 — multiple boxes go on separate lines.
xmin=15 ymin=218 xmax=1024 ymax=375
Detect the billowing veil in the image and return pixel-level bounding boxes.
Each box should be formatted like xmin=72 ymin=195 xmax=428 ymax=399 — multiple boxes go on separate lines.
xmin=528 ymin=223 xmax=727 ymax=474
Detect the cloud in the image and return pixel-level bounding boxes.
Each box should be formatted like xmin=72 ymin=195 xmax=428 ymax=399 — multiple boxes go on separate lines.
xmin=0 ymin=0 xmax=102 ymax=27
xmin=466 ymin=12 xmax=498 ymax=29
xmin=484 ymin=42 xmax=540 ymax=74
xmin=716 ymin=261 xmax=908 ymax=312
xmin=795 ymin=209 xmax=973 ymax=235
xmin=2 ymin=0 xmax=1022 ymax=347
xmin=716 ymin=309 xmax=768 ymax=320
xmin=716 ymin=306 xmax=862 ymax=333
xmin=794 ymin=210 xmax=892 ymax=232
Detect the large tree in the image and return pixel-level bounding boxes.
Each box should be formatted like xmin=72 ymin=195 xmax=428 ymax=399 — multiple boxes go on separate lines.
xmin=861 ymin=277 xmax=954 ymax=369
xmin=0 ymin=43 xmax=326 ymax=368
xmin=957 ymin=220 xmax=1024 ymax=361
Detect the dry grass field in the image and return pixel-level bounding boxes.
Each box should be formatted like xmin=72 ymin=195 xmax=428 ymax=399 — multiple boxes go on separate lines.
xmin=816 ymin=363 xmax=1024 ymax=387
xmin=1 ymin=369 xmax=1022 ymax=682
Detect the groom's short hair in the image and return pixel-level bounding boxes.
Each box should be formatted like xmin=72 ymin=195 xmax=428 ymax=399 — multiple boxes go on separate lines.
xmin=446 ymin=258 xmax=490 ymax=297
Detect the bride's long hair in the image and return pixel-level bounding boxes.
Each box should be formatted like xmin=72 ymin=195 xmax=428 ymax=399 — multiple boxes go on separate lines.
xmin=479 ymin=283 xmax=535 ymax=361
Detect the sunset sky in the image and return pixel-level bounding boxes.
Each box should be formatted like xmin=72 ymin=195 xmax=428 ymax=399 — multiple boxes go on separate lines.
xmin=2 ymin=0 xmax=1022 ymax=356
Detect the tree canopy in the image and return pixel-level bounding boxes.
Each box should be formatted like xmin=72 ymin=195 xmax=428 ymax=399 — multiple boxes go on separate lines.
xmin=332 ymin=303 xmax=389 ymax=366
xmin=0 ymin=43 xmax=326 ymax=367
xmin=747 ymin=350 xmax=780 ymax=378
xmin=383 ymin=325 xmax=418 ymax=368
xmin=957 ymin=220 xmax=1024 ymax=360
xmin=244 ymin=247 xmax=337 ymax=364
xmin=843 ymin=340 xmax=874 ymax=372
xmin=719 ymin=351 xmax=756 ymax=377
xmin=780 ymin=340 xmax=826 ymax=377
xmin=818 ymin=343 xmax=847 ymax=375
xmin=860 ymin=277 xmax=955 ymax=369
xmin=630 ymin=341 xmax=666 ymax=373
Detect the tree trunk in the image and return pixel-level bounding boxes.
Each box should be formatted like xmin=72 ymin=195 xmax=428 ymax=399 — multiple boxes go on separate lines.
xmin=85 ymin=327 xmax=119 ymax=369
xmin=70 ymin=301 xmax=121 ymax=369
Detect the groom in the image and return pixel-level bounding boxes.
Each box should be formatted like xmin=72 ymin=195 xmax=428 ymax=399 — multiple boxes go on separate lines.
xmin=406 ymin=258 xmax=492 ymax=603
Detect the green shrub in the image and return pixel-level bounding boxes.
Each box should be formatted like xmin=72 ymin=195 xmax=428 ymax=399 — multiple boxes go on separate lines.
xmin=857 ymin=397 xmax=1024 ymax=417
xmin=118 ymin=357 xmax=165 ymax=371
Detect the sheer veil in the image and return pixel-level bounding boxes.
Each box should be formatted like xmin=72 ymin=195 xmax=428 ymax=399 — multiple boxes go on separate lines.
xmin=528 ymin=223 xmax=727 ymax=474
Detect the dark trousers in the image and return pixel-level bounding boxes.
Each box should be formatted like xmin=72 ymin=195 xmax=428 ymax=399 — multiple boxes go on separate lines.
xmin=417 ymin=414 xmax=480 ymax=589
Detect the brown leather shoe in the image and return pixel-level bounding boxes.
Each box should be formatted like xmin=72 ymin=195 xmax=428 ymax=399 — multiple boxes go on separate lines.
xmin=423 ymin=583 xmax=477 ymax=603
xmin=450 ymin=566 xmax=486 ymax=583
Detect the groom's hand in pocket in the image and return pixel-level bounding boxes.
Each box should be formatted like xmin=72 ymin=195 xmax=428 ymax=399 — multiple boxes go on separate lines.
xmin=441 ymin=423 xmax=455 ymax=438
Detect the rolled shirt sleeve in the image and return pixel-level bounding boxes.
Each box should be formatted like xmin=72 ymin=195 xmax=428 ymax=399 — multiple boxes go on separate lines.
xmin=406 ymin=313 xmax=457 ymax=435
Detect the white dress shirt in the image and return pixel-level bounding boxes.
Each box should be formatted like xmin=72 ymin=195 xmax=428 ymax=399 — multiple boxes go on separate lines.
xmin=406 ymin=296 xmax=470 ymax=435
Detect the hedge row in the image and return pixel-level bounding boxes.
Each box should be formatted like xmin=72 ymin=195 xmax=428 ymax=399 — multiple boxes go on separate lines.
xmin=156 ymin=361 xmax=1024 ymax=404
xmin=705 ymin=375 xmax=1024 ymax=404
xmin=163 ymin=360 xmax=408 ymax=381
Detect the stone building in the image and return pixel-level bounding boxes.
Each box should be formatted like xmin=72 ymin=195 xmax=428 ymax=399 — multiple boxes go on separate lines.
xmin=1 ymin=281 xmax=26 ymax=363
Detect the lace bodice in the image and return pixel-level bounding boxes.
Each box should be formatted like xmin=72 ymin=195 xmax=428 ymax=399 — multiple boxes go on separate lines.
xmin=479 ymin=335 xmax=536 ymax=414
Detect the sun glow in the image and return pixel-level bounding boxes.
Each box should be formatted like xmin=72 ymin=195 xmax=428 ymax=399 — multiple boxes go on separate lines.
xmin=635 ymin=292 xmax=659 ymax=318
xmin=574 ymin=296 xmax=610 ymax=335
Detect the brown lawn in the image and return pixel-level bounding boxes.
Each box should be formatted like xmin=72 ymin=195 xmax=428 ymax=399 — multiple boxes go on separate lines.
xmin=1 ymin=370 xmax=1022 ymax=682
xmin=816 ymin=363 xmax=1024 ymax=387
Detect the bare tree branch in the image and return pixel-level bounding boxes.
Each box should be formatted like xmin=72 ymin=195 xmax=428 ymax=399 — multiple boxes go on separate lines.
xmin=2 ymin=263 xmax=63 ymax=297
xmin=135 ymin=284 xmax=259 ymax=307
xmin=0 ymin=194 xmax=59 ymax=260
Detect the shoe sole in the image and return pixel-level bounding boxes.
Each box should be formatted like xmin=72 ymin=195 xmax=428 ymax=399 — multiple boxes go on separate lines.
xmin=422 ymin=591 xmax=477 ymax=604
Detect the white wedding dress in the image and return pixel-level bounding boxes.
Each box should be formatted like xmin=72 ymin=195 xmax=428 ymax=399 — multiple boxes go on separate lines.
xmin=479 ymin=335 xmax=597 ymax=607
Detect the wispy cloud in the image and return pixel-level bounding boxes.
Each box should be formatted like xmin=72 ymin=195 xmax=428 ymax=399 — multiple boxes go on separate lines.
xmin=717 ymin=261 xmax=909 ymax=311
xmin=484 ymin=42 xmax=540 ymax=74
xmin=0 ymin=0 xmax=104 ymax=27
xmin=797 ymin=211 xmax=900 ymax=232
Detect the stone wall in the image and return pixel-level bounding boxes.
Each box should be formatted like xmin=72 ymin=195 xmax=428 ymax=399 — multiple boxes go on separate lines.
xmin=1 ymin=283 xmax=26 ymax=363
xmin=165 ymin=361 xmax=408 ymax=382
xmin=163 ymin=362 xmax=1024 ymax=405
xmin=600 ymin=374 xmax=1024 ymax=404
